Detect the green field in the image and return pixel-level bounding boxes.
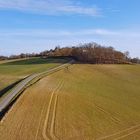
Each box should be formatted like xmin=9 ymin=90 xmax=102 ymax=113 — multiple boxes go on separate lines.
xmin=1 ymin=64 xmax=140 ymax=140
xmin=0 ymin=57 xmax=67 ymax=92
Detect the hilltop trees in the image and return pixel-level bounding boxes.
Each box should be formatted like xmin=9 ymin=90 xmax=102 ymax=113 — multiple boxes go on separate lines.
xmin=44 ymin=42 xmax=128 ymax=64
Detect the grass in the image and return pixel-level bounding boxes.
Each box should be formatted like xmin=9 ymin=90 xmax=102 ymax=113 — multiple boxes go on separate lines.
xmin=0 ymin=57 xmax=67 ymax=92
xmin=0 ymin=64 xmax=140 ymax=140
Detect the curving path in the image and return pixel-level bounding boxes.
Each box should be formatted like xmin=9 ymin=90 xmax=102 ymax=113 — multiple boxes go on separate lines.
xmin=0 ymin=61 xmax=73 ymax=114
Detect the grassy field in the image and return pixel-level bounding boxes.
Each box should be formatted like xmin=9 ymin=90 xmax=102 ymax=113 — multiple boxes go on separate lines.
xmin=0 ymin=57 xmax=67 ymax=92
xmin=0 ymin=64 xmax=140 ymax=140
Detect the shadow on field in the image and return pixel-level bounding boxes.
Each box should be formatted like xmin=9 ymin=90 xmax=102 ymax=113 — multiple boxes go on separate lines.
xmin=0 ymin=92 xmax=22 ymax=121
xmin=0 ymin=77 xmax=42 ymax=121
xmin=0 ymin=79 xmax=23 ymax=98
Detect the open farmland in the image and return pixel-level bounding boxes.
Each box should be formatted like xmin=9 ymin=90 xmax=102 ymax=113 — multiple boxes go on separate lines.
xmin=0 ymin=57 xmax=67 ymax=93
xmin=0 ymin=64 xmax=140 ymax=140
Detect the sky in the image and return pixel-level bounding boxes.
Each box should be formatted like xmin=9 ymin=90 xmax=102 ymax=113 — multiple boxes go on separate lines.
xmin=0 ymin=0 xmax=140 ymax=57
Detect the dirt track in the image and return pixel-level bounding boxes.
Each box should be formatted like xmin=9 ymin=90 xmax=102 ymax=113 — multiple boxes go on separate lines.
xmin=42 ymin=81 xmax=63 ymax=140
xmin=98 ymin=124 xmax=140 ymax=140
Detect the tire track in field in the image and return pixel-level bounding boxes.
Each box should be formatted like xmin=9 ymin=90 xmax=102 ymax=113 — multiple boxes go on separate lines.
xmin=49 ymin=82 xmax=63 ymax=140
xmin=42 ymin=81 xmax=63 ymax=140
xmin=98 ymin=124 xmax=140 ymax=140
xmin=35 ymin=98 xmax=48 ymax=140
xmin=114 ymin=128 xmax=140 ymax=140
xmin=94 ymin=103 xmax=120 ymax=123
xmin=49 ymin=94 xmax=59 ymax=140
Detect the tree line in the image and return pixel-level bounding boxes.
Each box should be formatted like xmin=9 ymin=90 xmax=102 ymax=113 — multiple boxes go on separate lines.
xmin=40 ymin=42 xmax=137 ymax=64
xmin=0 ymin=42 xmax=140 ymax=64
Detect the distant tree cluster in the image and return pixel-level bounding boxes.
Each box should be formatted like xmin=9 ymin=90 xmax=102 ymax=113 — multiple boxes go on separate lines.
xmin=0 ymin=42 xmax=140 ymax=64
xmin=40 ymin=42 xmax=132 ymax=64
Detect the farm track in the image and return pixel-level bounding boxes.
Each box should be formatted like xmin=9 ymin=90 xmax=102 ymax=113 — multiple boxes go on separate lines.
xmin=65 ymin=124 xmax=140 ymax=140
xmin=98 ymin=124 xmax=140 ymax=140
xmin=50 ymin=94 xmax=59 ymax=140
xmin=42 ymin=81 xmax=63 ymax=140
xmin=114 ymin=128 xmax=140 ymax=140
xmin=94 ymin=103 xmax=120 ymax=123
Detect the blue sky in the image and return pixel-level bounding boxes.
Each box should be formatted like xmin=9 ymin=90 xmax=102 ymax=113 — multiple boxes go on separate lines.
xmin=0 ymin=0 xmax=140 ymax=57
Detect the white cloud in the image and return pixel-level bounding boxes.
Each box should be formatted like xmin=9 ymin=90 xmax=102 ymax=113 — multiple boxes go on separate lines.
xmin=0 ymin=0 xmax=101 ymax=16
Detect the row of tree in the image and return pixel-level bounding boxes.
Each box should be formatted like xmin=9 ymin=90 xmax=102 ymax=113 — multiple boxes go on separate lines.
xmin=0 ymin=42 xmax=140 ymax=64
